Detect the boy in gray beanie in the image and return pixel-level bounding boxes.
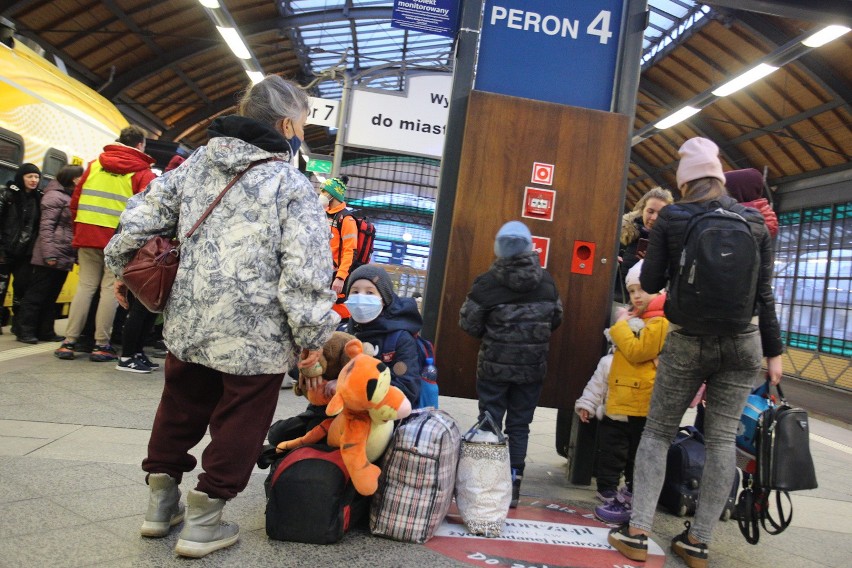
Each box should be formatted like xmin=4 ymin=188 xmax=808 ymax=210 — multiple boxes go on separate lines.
xmin=459 ymin=221 xmax=563 ymax=507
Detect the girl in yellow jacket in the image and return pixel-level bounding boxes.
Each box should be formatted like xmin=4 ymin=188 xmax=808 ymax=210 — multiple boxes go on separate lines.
xmin=576 ymin=260 xmax=668 ymax=524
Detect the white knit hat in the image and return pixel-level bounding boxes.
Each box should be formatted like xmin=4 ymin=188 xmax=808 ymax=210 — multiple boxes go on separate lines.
xmin=676 ymin=137 xmax=725 ymax=189
xmin=626 ymin=259 xmax=644 ymax=289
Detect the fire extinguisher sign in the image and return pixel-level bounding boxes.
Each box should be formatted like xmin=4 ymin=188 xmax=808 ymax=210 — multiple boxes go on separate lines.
xmin=522 ymin=187 xmax=556 ymax=222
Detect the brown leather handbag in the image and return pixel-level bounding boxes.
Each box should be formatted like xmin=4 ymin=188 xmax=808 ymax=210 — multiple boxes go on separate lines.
xmin=122 ymin=158 xmax=282 ymax=312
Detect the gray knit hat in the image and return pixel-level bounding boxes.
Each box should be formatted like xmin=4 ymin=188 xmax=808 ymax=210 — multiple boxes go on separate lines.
xmin=494 ymin=220 xmax=533 ymax=258
xmin=346 ymin=264 xmax=395 ymax=306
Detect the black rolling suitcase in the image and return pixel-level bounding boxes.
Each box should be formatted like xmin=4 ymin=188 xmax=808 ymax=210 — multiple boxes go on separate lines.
xmin=659 ymin=426 xmax=704 ymax=516
xmin=659 ymin=426 xmax=739 ymax=521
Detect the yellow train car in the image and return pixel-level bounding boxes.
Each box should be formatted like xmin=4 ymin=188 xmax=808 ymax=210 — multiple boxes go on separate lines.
xmin=1 ymin=33 xmax=129 ymax=309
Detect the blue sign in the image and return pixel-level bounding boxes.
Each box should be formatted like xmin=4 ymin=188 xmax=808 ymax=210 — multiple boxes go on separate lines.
xmin=391 ymin=0 xmax=460 ymax=38
xmin=475 ymin=0 xmax=624 ymax=111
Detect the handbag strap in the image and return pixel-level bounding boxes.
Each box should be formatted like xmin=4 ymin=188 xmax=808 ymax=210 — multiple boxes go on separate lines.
xmin=183 ymin=157 xmax=284 ymax=240
xmin=761 ymin=490 xmax=793 ymax=535
xmin=464 ymin=410 xmax=507 ymax=443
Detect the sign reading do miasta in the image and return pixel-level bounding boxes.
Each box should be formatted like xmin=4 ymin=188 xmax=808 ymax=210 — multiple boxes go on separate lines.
xmin=475 ymin=0 xmax=625 ymax=111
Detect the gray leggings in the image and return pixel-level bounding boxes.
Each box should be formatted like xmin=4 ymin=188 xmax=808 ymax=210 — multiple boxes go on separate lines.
xmin=629 ymin=329 xmax=762 ymax=544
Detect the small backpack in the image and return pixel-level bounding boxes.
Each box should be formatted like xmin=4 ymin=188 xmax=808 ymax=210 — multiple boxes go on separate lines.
xmin=265 ymin=444 xmax=368 ymax=544
xmin=666 ymin=202 xmax=760 ymax=334
xmin=383 ymin=330 xmax=437 ymax=408
xmin=334 ymin=210 xmax=376 ymax=270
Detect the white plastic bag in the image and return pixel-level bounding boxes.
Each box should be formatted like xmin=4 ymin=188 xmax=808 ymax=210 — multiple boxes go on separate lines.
xmin=454 ymin=411 xmax=511 ymax=537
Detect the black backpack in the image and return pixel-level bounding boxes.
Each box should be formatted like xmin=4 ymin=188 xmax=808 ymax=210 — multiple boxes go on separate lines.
xmin=666 ymin=202 xmax=759 ymax=334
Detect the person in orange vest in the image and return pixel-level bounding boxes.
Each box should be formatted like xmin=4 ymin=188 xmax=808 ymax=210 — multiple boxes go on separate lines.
xmin=55 ymin=125 xmax=156 ymax=363
xmin=319 ymin=175 xmax=357 ymax=321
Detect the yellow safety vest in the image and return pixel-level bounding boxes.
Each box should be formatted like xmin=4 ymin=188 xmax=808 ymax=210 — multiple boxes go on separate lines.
xmin=75 ymin=160 xmax=134 ymax=229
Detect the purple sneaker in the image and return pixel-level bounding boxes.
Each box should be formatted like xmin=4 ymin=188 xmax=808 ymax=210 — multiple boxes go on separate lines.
xmin=617 ymin=487 xmax=633 ymax=505
xmin=596 ymin=488 xmax=619 ymax=503
xmin=595 ymin=499 xmax=632 ymax=524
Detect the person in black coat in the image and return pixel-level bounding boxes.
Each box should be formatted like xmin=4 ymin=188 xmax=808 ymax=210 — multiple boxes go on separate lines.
xmin=0 ymin=163 xmax=42 ymax=336
xmin=608 ymin=138 xmax=783 ymax=568
xmin=459 ymin=220 xmax=563 ymax=507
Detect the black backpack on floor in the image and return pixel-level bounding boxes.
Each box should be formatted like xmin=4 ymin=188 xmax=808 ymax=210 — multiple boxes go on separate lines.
xmin=265 ymin=444 xmax=368 ymax=544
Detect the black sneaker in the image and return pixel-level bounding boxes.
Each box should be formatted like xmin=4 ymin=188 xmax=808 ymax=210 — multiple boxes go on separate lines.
xmin=671 ymin=521 xmax=708 ymax=568
xmin=607 ymin=524 xmax=648 ymax=562
xmin=90 ymin=344 xmax=118 ymax=362
xmin=54 ymin=341 xmax=76 ymax=360
xmin=115 ymin=355 xmax=153 ymax=374
xmin=136 ymin=352 xmax=160 ymax=370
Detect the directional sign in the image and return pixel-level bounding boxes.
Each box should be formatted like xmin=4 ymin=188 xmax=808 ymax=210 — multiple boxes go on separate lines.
xmin=306 ymin=159 xmax=333 ymax=174
xmin=307 ymin=97 xmax=339 ymax=128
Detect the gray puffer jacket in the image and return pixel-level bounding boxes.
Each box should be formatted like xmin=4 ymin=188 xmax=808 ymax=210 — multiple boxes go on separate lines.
xmin=105 ymin=116 xmax=339 ymax=375
xmin=459 ymin=251 xmax=563 ymax=384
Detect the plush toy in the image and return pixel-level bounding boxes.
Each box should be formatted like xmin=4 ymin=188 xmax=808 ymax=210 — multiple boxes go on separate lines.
xmin=294 ymin=330 xmax=356 ymax=406
xmin=277 ymin=338 xmax=412 ymax=495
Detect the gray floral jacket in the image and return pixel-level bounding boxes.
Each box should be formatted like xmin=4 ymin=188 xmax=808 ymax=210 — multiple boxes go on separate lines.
xmin=104 ymin=135 xmax=339 ymax=375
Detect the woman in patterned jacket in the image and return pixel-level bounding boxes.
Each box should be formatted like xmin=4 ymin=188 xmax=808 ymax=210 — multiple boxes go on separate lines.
xmin=105 ymin=75 xmax=339 ymax=559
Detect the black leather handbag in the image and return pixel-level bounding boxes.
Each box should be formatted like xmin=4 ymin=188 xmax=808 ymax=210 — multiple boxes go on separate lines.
xmin=755 ymin=383 xmax=818 ymax=492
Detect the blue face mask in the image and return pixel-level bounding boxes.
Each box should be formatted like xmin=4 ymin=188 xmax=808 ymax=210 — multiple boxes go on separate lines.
xmin=287 ymin=135 xmax=301 ymax=156
xmin=345 ymin=294 xmax=384 ymax=323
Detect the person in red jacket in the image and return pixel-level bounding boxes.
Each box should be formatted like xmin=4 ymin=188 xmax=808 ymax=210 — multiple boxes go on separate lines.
xmin=55 ymin=125 xmax=156 ymax=362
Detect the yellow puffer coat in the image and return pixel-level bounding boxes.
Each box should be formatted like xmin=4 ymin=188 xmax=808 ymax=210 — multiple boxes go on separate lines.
xmin=605 ymin=315 xmax=668 ymax=417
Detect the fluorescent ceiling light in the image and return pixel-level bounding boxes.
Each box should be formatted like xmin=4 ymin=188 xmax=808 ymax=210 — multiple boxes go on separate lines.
xmin=655 ymin=106 xmax=701 ymax=130
xmin=712 ymin=63 xmax=779 ymax=97
xmin=246 ymin=70 xmax=265 ymax=84
xmin=216 ymin=26 xmax=251 ymax=59
xmin=198 ymin=0 xmax=220 ymax=7
xmin=802 ymin=25 xmax=851 ymax=47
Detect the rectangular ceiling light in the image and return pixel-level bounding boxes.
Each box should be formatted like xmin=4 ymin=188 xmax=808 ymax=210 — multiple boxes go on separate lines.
xmin=712 ymin=63 xmax=779 ymax=97
xmin=198 ymin=0 xmax=220 ymax=7
xmin=216 ymin=26 xmax=251 ymax=59
xmin=655 ymin=106 xmax=701 ymax=130
xmin=246 ymin=70 xmax=265 ymax=84
xmin=802 ymin=25 xmax=851 ymax=47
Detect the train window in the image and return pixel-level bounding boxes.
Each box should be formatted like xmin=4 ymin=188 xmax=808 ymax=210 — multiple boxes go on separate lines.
xmin=0 ymin=127 xmax=24 ymax=183
xmin=42 ymin=148 xmax=68 ymax=180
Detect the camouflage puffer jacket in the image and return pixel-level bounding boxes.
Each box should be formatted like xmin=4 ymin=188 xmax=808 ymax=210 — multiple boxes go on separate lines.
xmin=105 ymin=116 xmax=339 ymax=375
xmin=459 ymin=251 xmax=563 ymax=384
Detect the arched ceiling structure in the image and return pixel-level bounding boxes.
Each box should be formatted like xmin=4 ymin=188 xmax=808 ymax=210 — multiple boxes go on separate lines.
xmin=3 ymin=0 xmax=850 ymax=210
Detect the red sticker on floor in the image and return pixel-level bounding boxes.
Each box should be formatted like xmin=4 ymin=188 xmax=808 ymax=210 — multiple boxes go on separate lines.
xmin=426 ymin=499 xmax=666 ymax=568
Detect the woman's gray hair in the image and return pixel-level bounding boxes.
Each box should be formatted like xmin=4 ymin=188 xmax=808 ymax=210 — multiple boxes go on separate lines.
xmin=679 ymin=177 xmax=728 ymax=204
xmin=238 ymin=75 xmax=310 ymax=126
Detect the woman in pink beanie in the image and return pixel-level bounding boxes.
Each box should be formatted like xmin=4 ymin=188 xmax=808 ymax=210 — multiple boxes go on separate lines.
xmin=607 ymin=137 xmax=783 ymax=568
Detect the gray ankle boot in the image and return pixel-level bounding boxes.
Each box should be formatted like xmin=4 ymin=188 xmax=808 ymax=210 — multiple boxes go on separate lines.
xmin=140 ymin=473 xmax=185 ymax=537
xmin=174 ymin=489 xmax=239 ymax=558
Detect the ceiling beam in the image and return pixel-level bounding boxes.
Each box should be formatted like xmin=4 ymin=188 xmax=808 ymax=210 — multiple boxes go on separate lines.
xmin=101 ymin=7 xmax=393 ymax=100
xmin=159 ymin=95 xmax=240 ymax=142
xmin=704 ymin=1 xmax=852 ymax=25
xmin=637 ymin=77 xmax=752 ymax=167
xmin=630 ymin=151 xmax=672 ymax=189
xmin=734 ymin=11 xmax=852 ymax=115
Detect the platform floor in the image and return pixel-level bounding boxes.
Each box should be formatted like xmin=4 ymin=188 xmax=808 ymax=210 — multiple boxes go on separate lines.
xmin=1 ymin=323 xmax=850 ymax=568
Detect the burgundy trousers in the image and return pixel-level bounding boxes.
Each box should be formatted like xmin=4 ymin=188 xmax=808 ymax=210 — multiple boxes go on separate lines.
xmin=142 ymin=353 xmax=284 ymax=500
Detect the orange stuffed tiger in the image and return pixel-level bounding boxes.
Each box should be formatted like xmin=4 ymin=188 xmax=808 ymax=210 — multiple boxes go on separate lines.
xmin=276 ymin=338 xmax=412 ymax=495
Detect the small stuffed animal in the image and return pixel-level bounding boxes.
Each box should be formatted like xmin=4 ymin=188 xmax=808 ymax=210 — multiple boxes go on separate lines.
xmin=277 ymin=338 xmax=412 ymax=495
xmin=294 ymin=331 xmax=355 ymax=405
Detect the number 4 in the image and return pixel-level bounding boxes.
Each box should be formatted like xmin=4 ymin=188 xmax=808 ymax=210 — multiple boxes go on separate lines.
xmin=587 ymin=10 xmax=612 ymax=44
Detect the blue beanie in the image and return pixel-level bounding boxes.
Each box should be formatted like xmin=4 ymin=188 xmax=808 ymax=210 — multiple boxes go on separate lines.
xmin=494 ymin=221 xmax=533 ymax=258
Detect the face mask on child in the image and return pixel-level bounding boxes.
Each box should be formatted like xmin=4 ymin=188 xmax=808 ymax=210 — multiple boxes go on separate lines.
xmin=318 ymin=193 xmax=331 ymax=208
xmin=345 ymin=294 xmax=383 ymax=323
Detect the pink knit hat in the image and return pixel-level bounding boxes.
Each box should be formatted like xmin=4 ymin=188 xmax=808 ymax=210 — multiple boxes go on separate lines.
xmin=676 ymin=137 xmax=725 ymax=189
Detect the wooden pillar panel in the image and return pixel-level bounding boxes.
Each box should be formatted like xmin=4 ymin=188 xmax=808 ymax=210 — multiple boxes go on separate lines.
xmin=436 ymin=90 xmax=629 ymax=409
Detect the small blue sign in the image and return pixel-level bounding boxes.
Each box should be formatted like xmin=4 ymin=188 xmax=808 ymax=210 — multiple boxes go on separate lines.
xmin=476 ymin=0 xmax=624 ymax=111
xmin=391 ymin=0 xmax=460 ymax=39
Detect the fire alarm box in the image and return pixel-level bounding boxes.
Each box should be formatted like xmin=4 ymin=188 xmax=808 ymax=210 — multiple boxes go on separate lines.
xmin=571 ymin=240 xmax=595 ymax=275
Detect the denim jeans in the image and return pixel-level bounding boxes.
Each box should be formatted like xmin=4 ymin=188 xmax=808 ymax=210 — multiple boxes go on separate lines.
xmin=629 ymin=328 xmax=762 ymax=544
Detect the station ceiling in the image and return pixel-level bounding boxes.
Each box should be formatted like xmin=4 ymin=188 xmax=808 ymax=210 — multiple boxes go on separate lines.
xmin=3 ymin=0 xmax=851 ymax=210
